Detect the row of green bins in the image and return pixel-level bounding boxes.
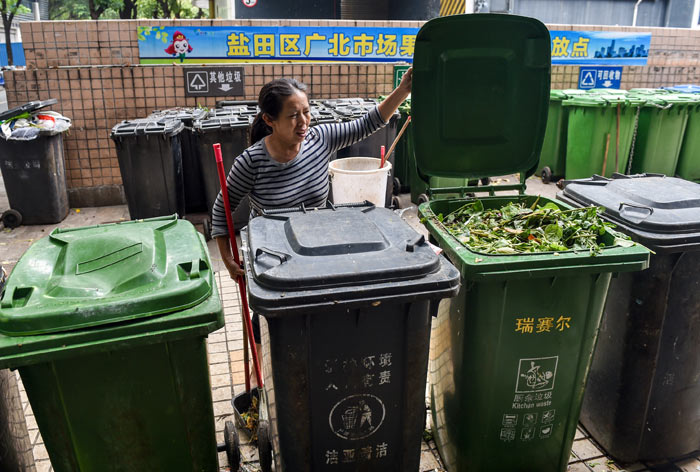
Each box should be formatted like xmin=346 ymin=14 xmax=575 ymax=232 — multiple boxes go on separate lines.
xmin=558 ymin=174 xmax=700 ymax=464
xmin=627 ymin=92 xmax=696 ymax=176
xmin=538 ymin=89 xmax=586 ymax=183
xmin=412 ymin=13 xmax=650 ymax=471
xmin=675 ymin=96 xmax=700 ymax=182
xmin=563 ymin=93 xmax=645 ymax=179
xmin=0 ymin=215 xmax=228 ymax=471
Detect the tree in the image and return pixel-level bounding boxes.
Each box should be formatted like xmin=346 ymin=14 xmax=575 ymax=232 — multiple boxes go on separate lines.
xmin=138 ymin=0 xmax=204 ymax=18
xmin=119 ymin=0 xmax=136 ymax=19
xmin=48 ymin=0 xmax=205 ymax=20
xmin=1 ymin=0 xmax=29 ymax=65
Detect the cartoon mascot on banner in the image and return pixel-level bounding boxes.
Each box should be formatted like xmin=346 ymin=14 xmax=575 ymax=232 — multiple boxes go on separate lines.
xmin=165 ymin=31 xmax=193 ymax=63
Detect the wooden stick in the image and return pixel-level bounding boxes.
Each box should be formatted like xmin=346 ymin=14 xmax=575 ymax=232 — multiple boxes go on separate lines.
xmin=602 ymin=132 xmax=611 ymax=176
xmin=380 ymin=116 xmax=411 ymax=168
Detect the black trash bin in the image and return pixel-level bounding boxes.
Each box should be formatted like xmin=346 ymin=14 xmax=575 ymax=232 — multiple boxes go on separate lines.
xmin=148 ymin=108 xmax=208 ymax=214
xmin=110 ymin=118 xmax=185 ymax=220
xmin=0 ymin=99 xmax=70 ymax=226
xmin=193 ymin=112 xmax=252 ymax=230
xmin=558 ymin=173 xmax=700 ymax=463
xmin=242 ymin=202 xmax=460 ymax=471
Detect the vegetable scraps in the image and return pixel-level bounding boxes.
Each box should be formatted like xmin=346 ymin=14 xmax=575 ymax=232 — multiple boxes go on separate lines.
xmin=439 ymin=198 xmax=633 ymax=255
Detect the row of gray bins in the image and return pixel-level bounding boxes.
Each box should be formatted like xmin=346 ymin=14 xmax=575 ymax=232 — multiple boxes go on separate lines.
xmin=109 ymin=99 xmax=399 ymax=233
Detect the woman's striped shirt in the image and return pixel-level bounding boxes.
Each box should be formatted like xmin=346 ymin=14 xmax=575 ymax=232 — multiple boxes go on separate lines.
xmin=211 ymin=106 xmax=387 ymax=238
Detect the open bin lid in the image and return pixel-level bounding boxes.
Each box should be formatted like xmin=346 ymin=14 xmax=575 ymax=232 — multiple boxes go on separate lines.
xmin=0 ymin=215 xmax=214 ymax=335
xmin=558 ymin=174 xmax=700 ymax=252
xmin=0 ymin=99 xmax=58 ymax=123
xmin=243 ymin=203 xmax=460 ymax=314
xmin=412 ymin=14 xmax=551 ymax=181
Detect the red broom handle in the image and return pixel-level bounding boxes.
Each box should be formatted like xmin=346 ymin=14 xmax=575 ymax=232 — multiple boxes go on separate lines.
xmin=213 ymin=143 xmax=263 ymax=390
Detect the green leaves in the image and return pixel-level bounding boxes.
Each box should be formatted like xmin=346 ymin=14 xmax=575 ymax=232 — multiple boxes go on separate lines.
xmin=442 ymin=199 xmax=633 ymax=255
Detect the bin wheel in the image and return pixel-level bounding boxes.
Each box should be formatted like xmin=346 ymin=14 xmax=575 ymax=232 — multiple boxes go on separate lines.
xmin=541 ymin=167 xmax=553 ymax=184
xmin=392 ymin=177 xmax=402 ymax=195
xmin=202 ymin=218 xmax=212 ymax=241
xmin=1 ymin=209 xmax=22 ymax=229
xmin=258 ymin=420 xmax=273 ymax=472
xmin=224 ymin=420 xmax=240 ymax=468
xmin=391 ymin=195 xmax=401 ymax=210
xmin=417 ymin=194 xmax=430 ymax=205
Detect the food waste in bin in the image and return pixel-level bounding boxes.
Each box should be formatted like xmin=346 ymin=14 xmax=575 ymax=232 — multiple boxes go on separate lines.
xmin=438 ymin=199 xmax=635 ymax=255
xmin=241 ymin=202 xmax=460 ymax=471
xmin=411 ymin=13 xmax=651 ymax=472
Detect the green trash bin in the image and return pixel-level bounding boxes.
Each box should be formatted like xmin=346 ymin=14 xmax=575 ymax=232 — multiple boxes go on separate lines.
xmin=412 ymin=14 xmax=650 ymax=471
xmin=675 ymin=95 xmax=700 ymax=182
xmin=564 ymin=93 xmax=645 ymax=179
xmin=628 ymin=93 xmax=695 ymax=176
xmin=538 ymin=90 xmax=570 ymax=183
xmin=0 ymin=215 xmax=226 ymax=472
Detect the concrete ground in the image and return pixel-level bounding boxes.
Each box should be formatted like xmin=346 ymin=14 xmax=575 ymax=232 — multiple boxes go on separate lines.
xmin=2 ymin=170 xmax=700 ymax=471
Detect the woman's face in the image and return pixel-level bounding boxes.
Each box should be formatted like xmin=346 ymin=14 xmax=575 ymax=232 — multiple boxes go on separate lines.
xmin=265 ymin=90 xmax=311 ymax=146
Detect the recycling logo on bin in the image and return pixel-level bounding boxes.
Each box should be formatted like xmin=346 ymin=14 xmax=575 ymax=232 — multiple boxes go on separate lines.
xmin=329 ymin=394 xmax=386 ymax=440
xmin=516 ymin=356 xmax=558 ymax=393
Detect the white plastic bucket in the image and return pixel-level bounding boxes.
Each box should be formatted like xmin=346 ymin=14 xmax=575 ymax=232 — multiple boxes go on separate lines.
xmin=329 ymin=157 xmax=392 ymax=207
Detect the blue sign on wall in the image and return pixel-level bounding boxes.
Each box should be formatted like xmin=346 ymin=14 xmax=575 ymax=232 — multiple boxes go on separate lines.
xmin=551 ymin=31 xmax=650 ymax=66
xmin=0 ymin=43 xmax=25 ymax=67
xmin=578 ymin=66 xmax=623 ymax=90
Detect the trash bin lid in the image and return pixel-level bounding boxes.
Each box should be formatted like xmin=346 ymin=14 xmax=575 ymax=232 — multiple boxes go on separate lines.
xmin=411 ymin=14 xmax=551 ymax=181
xmin=633 ymin=93 xmax=698 ymax=107
xmin=0 ymin=215 xmax=214 ymax=335
xmin=148 ymin=107 xmax=208 ymax=125
xmin=194 ymin=114 xmax=251 ymax=132
xmin=110 ymin=118 xmax=184 ymax=137
xmin=558 ymin=175 xmax=700 ymax=252
xmin=0 ymin=99 xmax=58 ymax=123
xmin=663 ymin=85 xmax=700 ymax=94
xmin=550 ymin=90 xmax=568 ymax=102
xmin=562 ymin=95 xmax=608 ymax=108
xmin=246 ymin=205 xmax=440 ymax=290
xmin=243 ymin=204 xmax=460 ymax=313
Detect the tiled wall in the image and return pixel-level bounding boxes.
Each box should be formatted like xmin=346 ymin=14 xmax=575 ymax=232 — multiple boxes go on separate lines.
xmin=5 ymin=19 xmax=700 ymax=206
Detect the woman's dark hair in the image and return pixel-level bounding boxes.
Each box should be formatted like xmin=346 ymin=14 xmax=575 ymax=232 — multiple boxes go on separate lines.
xmin=250 ymin=78 xmax=308 ymax=144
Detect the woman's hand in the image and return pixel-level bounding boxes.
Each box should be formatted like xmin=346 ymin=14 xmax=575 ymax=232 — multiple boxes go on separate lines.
xmin=378 ymin=66 xmax=413 ymax=122
xmin=216 ymin=235 xmax=246 ymax=281
xmin=397 ymin=67 xmax=413 ymax=95
xmin=223 ymin=254 xmax=246 ymax=280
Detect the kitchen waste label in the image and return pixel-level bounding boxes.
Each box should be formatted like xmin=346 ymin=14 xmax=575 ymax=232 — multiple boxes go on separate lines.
xmin=499 ymin=356 xmax=559 ymax=443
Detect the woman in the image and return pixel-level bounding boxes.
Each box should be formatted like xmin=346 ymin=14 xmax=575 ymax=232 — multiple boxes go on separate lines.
xmin=211 ymin=68 xmax=413 ymax=279
xmin=211 ymin=69 xmax=413 ymax=363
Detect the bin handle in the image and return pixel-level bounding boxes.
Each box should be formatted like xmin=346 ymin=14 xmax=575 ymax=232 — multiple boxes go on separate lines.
xmin=618 ymin=202 xmax=653 ymax=222
xmin=255 ymin=247 xmax=290 ymax=264
xmin=405 ymin=234 xmax=425 ymax=252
